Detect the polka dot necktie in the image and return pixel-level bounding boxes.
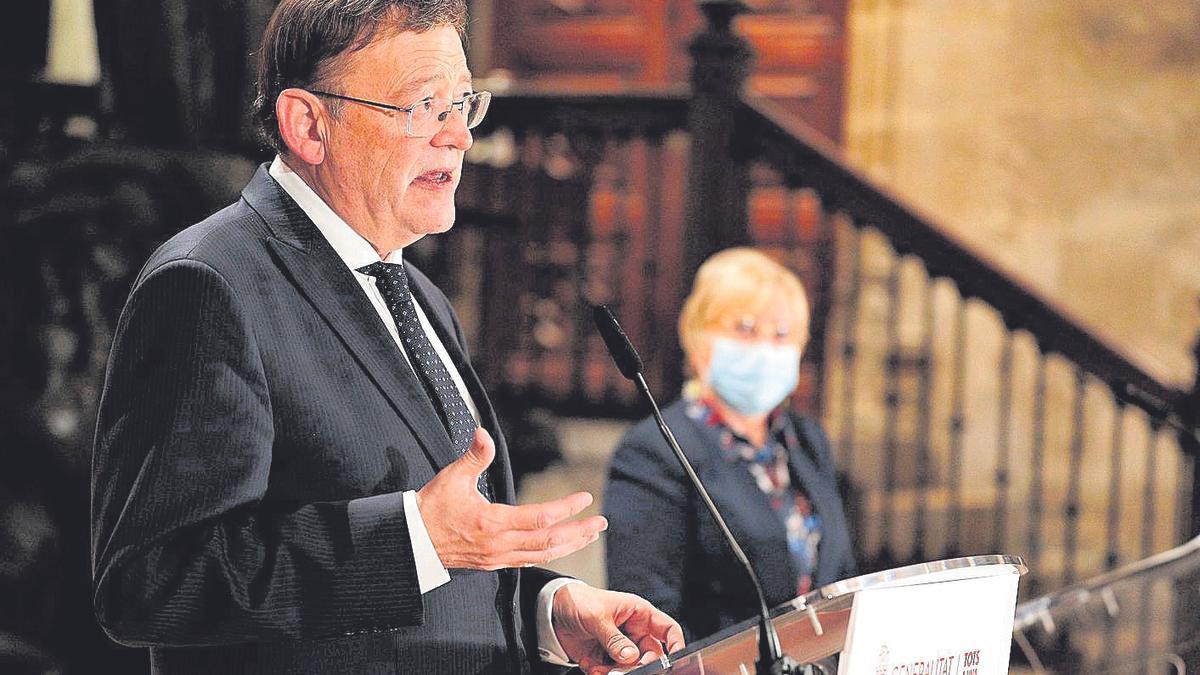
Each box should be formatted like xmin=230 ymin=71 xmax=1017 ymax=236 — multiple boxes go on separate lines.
xmin=358 ymin=262 xmax=489 ymax=496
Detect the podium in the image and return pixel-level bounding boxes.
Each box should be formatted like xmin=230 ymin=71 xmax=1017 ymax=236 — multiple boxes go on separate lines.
xmin=625 ymin=555 xmax=1027 ymax=675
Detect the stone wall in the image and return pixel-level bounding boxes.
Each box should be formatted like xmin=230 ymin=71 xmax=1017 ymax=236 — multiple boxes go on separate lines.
xmin=844 ymin=0 xmax=1200 ymax=387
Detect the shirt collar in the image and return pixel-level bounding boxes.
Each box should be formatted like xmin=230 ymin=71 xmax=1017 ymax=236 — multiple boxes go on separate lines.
xmin=268 ymin=155 xmax=403 ymax=269
xmin=687 ymin=392 xmax=787 ymax=434
xmin=684 ymin=393 xmax=791 ymax=463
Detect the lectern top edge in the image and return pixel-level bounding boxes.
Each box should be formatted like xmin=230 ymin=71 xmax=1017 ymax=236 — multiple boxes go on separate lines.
xmin=794 ymin=554 xmax=1028 ymax=612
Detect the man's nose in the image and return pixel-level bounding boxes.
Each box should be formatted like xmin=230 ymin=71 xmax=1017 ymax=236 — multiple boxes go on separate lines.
xmin=432 ymin=106 xmax=473 ymax=150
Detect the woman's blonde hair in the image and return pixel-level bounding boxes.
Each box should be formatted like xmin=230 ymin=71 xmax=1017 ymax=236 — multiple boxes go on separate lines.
xmin=678 ymin=247 xmax=810 ymax=368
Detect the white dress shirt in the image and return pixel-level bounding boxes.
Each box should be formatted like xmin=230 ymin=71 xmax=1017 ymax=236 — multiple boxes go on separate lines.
xmin=268 ymin=157 xmax=578 ymax=666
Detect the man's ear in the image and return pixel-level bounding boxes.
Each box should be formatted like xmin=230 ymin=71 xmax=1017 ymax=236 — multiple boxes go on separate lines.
xmin=276 ymin=88 xmax=329 ymax=164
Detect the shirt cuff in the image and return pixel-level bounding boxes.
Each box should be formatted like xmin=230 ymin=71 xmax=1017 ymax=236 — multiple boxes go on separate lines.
xmin=402 ymin=490 xmax=451 ymax=593
xmin=536 ymin=577 xmax=586 ymax=666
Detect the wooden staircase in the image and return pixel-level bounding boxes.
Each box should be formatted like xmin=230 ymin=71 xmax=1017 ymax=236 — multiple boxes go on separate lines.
xmin=444 ymin=1 xmax=1199 ymax=614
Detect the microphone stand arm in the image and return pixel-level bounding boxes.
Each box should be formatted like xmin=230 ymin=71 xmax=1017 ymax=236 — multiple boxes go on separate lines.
xmin=633 ymin=373 xmax=801 ymax=675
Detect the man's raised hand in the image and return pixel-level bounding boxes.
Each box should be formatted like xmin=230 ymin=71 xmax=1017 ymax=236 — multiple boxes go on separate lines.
xmin=416 ymin=427 xmax=607 ymax=570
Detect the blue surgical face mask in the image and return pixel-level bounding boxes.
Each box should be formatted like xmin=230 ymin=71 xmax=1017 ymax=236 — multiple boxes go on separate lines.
xmin=706 ymin=337 xmax=800 ymax=415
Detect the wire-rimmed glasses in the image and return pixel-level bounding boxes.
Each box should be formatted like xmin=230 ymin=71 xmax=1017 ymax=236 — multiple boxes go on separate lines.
xmin=307 ymin=90 xmax=492 ymax=138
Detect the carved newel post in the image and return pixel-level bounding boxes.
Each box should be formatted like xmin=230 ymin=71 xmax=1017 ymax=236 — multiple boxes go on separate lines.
xmin=683 ymin=0 xmax=754 ymax=280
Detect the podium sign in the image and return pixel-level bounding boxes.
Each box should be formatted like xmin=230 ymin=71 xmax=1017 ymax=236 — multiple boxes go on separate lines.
xmin=622 ymin=555 xmax=1026 ymax=675
xmin=838 ymin=572 xmax=1020 ymax=675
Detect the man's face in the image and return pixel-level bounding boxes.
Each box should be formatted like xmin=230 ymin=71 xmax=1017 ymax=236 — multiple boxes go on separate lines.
xmin=316 ymin=25 xmax=473 ymax=250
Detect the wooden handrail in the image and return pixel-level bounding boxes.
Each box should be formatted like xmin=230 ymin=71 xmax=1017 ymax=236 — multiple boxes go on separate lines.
xmin=473 ymin=88 xmax=1185 ymax=422
xmin=737 ymin=93 xmax=1184 ymax=416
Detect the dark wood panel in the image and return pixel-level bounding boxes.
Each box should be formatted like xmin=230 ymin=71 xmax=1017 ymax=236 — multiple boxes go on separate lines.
xmin=508 ymin=17 xmax=650 ymax=74
xmin=738 ymin=15 xmax=839 ymax=71
xmin=491 ymin=0 xmax=848 ymax=142
xmin=517 ymin=0 xmax=639 ymax=17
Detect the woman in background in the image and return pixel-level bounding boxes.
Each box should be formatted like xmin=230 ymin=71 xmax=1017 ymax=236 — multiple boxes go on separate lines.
xmin=604 ymin=247 xmax=856 ymax=641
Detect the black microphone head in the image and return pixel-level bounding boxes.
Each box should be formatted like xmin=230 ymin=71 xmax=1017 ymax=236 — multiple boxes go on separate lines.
xmin=592 ymin=304 xmax=644 ymax=380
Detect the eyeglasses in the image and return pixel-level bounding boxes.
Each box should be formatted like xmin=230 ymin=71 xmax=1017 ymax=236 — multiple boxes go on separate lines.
xmin=714 ymin=315 xmax=806 ymax=343
xmin=307 ymin=90 xmax=492 ymax=138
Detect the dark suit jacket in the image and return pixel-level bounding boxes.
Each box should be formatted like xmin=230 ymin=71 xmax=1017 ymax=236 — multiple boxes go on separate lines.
xmin=91 ymin=165 xmax=556 ymax=674
xmin=604 ymin=399 xmax=856 ymax=641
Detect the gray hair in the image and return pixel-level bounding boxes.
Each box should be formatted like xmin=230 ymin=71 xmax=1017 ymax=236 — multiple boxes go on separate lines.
xmin=253 ymin=0 xmax=468 ymax=153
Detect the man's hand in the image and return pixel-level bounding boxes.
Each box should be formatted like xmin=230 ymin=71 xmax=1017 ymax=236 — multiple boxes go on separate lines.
xmin=416 ymin=428 xmax=607 ymax=570
xmin=551 ymin=584 xmax=686 ymax=675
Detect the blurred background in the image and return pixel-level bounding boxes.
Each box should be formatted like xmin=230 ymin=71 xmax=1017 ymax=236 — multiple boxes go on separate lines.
xmin=2 ymin=0 xmax=1199 ymax=672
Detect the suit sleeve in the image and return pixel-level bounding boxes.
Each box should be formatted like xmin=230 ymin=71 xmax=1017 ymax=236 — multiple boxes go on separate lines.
xmin=603 ymin=422 xmax=695 ymax=637
xmin=91 ymin=258 xmax=422 ymax=648
xmin=516 ymin=566 xmax=565 ymax=671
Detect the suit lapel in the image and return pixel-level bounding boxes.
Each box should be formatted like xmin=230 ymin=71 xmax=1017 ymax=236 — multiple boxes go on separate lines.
xmin=407 ymin=270 xmax=516 ymax=503
xmin=680 ymin=412 xmax=789 ymax=542
xmin=680 ymin=408 xmax=800 ymax=591
xmin=783 ymin=416 xmax=827 ymax=506
xmin=241 ymin=166 xmax=461 ymax=473
xmin=783 ymin=414 xmax=844 ymax=576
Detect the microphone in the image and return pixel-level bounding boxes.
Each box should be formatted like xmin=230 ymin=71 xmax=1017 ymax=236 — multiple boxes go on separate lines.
xmin=592 ymin=304 xmax=803 ymax=675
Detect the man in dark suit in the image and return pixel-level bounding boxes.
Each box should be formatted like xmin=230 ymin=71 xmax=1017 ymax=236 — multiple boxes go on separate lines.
xmin=89 ymin=1 xmax=683 ymax=673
